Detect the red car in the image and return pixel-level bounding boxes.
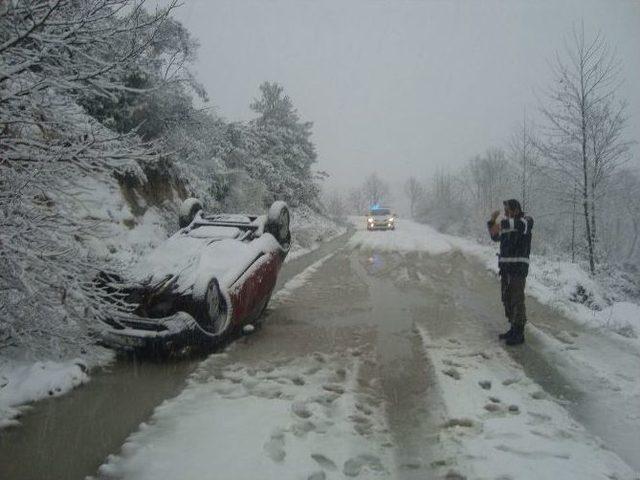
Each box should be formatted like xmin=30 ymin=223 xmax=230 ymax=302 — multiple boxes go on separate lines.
xmin=97 ymin=199 xmax=291 ymax=354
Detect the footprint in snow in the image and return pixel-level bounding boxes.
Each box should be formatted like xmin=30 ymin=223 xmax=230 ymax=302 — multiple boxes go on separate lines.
xmin=323 ymin=384 xmax=345 ymax=395
xmin=263 ymin=430 xmax=286 ymax=463
xmin=556 ymin=331 xmax=576 ymax=344
xmin=442 ymin=418 xmax=474 ymax=428
xmin=313 ymin=419 xmax=334 ymax=434
xmin=311 ymin=453 xmax=338 ymax=471
xmin=443 ymin=359 xmax=464 ymax=368
xmin=252 ymin=384 xmax=285 ymax=400
xmin=478 ymin=380 xmax=492 ymax=390
xmin=484 ymin=403 xmax=502 ymax=413
xmin=430 ymin=458 xmax=451 ymax=468
xmin=442 ymin=368 xmax=461 ymax=380
xmin=351 ymin=414 xmax=374 ymax=435
xmin=334 ymin=367 xmax=347 ymax=380
xmin=444 ymin=469 xmax=467 ymax=480
xmin=343 ymin=454 xmax=384 ymax=477
xmin=292 ymin=401 xmax=313 ymax=419
xmin=356 ymin=402 xmax=373 ymax=416
xmin=502 ymin=377 xmax=520 ymax=386
xmin=400 ymin=458 xmax=422 ymax=470
xmin=316 ymin=352 xmax=330 ymax=362
xmin=527 ymin=411 xmax=552 ymax=425
xmin=312 ymin=392 xmax=340 ymax=407
xmin=530 ymin=390 xmax=547 ymax=400
xmin=305 ymin=365 xmax=321 ymax=376
xmin=292 ymin=420 xmax=316 ymax=437
xmin=307 ymin=472 xmax=326 ymax=480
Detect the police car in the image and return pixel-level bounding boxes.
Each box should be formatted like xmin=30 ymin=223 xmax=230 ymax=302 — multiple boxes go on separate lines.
xmin=366 ymin=206 xmax=396 ymax=231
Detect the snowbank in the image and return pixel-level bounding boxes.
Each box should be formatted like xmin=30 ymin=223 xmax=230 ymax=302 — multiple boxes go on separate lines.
xmin=0 ymin=351 xmax=112 ymax=428
xmin=0 ymin=173 xmax=170 ymax=428
xmin=416 ymin=326 xmax=636 ymax=479
xmin=349 ymin=217 xmax=640 ymax=342
xmin=287 ymin=206 xmax=346 ymax=261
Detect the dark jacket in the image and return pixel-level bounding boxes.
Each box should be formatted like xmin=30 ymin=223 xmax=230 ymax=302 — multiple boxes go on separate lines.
xmin=487 ymin=214 xmax=534 ymax=276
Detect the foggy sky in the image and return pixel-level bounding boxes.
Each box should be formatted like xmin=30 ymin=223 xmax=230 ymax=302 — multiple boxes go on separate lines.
xmin=166 ymin=0 xmax=640 ymax=192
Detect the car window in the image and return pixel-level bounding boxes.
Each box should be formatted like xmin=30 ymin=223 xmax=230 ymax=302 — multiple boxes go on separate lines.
xmin=370 ymin=209 xmax=391 ymax=216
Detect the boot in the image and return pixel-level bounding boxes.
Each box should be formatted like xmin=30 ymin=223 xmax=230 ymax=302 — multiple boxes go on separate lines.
xmin=506 ymin=325 xmax=525 ymax=346
xmin=499 ymin=325 xmax=513 ymax=340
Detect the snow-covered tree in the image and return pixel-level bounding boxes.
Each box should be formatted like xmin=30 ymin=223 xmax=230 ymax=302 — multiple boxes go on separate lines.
xmin=248 ymin=82 xmax=320 ymax=207
xmin=0 ymin=0 xmax=178 ymax=355
xmin=362 ymin=173 xmax=390 ymax=207
xmin=404 ymin=177 xmax=425 ymax=219
xmin=507 ymin=112 xmax=539 ymax=212
xmin=346 ymin=187 xmax=368 ymax=214
xmin=537 ymin=26 xmax=632 ymax=274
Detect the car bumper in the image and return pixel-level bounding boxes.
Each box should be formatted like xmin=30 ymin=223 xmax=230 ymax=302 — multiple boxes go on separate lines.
xmin=100 ymin=311 xmax=203 ymax=353
xmin=367 ymin=223 xmax=394 ymax=230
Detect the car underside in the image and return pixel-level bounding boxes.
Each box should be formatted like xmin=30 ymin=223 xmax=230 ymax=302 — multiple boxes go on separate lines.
xmin=95 ymin=200 xmax=291 ymax=355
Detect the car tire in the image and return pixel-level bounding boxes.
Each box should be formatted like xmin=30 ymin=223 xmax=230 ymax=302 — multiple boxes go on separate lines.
xmin=266 ymin=201 xmax=291 ymax=247
xmin=193 ymin=279 xmax=226 ymax=335
xmin=179 ymin=197 xmax=203 ymax=229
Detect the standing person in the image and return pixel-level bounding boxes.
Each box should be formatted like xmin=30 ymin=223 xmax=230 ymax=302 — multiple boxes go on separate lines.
xmin=487 ymin=199 xmax=534 ymax=345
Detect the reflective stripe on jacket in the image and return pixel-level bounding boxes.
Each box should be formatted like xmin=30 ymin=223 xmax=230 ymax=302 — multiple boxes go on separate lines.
xmin=487 ymin=215 xmax=534 ymax=276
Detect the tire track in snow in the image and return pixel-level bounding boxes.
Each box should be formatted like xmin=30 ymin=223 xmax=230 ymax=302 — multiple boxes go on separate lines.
xmin=272 ymin=251 xmax=339 ymax=304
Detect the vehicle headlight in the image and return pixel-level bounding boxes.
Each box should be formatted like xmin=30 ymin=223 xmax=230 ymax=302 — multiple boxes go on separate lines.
xmin=388 ymin=217 xmax=394 ymax=222
xmin=368 ymin=217 xmax=374 ymax=223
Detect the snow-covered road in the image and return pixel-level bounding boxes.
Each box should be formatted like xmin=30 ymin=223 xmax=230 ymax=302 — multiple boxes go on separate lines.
xmin=2 ymin=220 xmax=639 ymax=479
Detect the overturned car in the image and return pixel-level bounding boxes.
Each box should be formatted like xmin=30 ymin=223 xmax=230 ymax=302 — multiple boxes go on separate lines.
xmin=96 ymin=199 xmax=291 ymax=354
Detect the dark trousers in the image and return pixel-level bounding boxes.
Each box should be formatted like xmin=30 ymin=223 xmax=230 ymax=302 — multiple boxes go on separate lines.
xmin=501 ymin=273 xmax=527 ymax=328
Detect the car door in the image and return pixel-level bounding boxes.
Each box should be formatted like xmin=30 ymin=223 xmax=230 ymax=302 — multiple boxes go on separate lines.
xmin=228 ymin=251 xmax=283 ymax=326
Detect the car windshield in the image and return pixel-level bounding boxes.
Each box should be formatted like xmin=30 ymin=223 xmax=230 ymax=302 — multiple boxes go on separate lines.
xmin=370 ymin=208 xmax=391 ymax=216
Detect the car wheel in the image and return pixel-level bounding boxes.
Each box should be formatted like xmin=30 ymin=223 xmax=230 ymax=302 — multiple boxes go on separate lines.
xmin=266 ymin=201 xmax=291 ymax=246
xmin=193 ymin=279 xmax=226 ymax=335
xmin=178 ymin=197 xmax=203 ymax=229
